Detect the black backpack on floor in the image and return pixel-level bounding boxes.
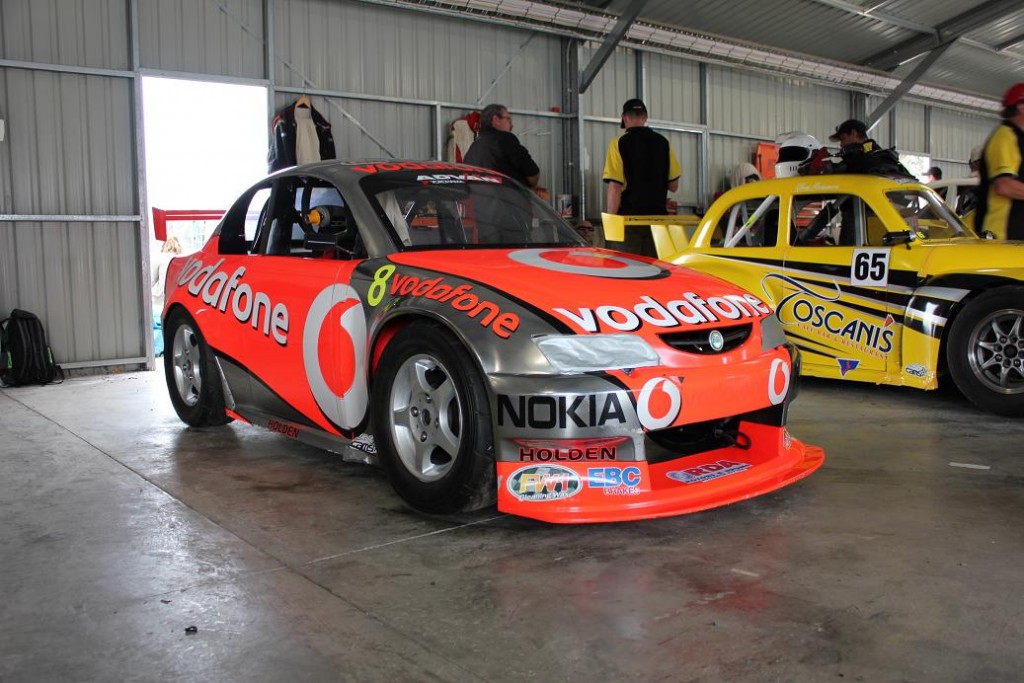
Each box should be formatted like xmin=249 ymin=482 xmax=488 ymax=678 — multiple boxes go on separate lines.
xmin=0 ymin=309 xmax=64 ymax=387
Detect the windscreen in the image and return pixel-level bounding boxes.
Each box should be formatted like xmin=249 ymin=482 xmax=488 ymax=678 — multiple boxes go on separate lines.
xmin=360 ymin=169 xmax=585 ymax=250
xmin=885 ymin=189 xmax=973 ymax=240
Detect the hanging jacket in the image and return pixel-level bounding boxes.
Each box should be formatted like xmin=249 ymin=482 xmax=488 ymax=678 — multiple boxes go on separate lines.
xmin=268 ymin=101 xmax=336 ymax=172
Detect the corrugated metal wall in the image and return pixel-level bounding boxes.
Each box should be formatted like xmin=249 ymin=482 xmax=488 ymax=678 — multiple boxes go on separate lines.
xmin=0 ymin=0 xmax=1003 ymax=370
xmin=1 ymin=0 xmax=143 ymax=369
xmin=708 ymin=67 xmax=849 ymax=140
xmin=0 ymin=0 xmax=130 ymax=69
xmin=138 ymin=0 xmax=265 ymax=78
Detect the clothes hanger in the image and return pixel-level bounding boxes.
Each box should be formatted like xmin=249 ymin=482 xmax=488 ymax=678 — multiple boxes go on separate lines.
xmin=295 ymin=95 xmax=311 ymax=109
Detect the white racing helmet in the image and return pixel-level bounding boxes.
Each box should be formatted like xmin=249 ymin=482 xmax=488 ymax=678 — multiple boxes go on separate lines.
xmin=728 ymin=162 xmax=760 ymax=188
xmin=774 ymin=131 xmax=822 ymax=178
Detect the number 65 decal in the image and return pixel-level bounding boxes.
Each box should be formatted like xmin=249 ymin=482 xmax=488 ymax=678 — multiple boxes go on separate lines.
xmin=851 ymin=249 xmax=890 ymax=287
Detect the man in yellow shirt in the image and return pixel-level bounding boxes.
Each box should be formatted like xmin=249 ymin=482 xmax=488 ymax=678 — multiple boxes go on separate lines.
xmin=977 ymin=83 xmax=1024 ymax=240
xmin=603 ymin=99 xmax=681 ymax=256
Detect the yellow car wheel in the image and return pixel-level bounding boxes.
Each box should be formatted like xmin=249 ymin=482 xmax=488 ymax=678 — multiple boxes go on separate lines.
xmin=947 ymin=287 xmax=1024 ymax=416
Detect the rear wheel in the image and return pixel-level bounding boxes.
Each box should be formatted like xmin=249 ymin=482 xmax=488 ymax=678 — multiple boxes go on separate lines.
xmin=372 ymin=321 xmax=495 ymax=513
xmin=164 ymin=308 xmax=232 ymax=427
xmin=947 ymin=287 xmax=1024 ymax=417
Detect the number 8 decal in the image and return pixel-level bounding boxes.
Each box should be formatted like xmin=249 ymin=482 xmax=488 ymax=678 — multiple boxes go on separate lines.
xmin=851 ymin=249 xmax=891 ymax=287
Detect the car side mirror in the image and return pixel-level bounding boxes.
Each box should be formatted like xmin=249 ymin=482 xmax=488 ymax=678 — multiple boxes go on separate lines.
xmin=882 ymin=230 xmax=916 ymax=247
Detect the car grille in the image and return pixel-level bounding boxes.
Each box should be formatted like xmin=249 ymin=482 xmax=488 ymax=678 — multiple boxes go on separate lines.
xmin=659 ymin=323 xmax=751 ymax=354
xmin=645 ymin=416 xmax=748 ymax=464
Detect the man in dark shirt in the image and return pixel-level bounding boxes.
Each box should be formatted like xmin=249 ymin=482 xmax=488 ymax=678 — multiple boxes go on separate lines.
xmin=827 ymin=118 xmax=912 ymax=177
xmin=464 ymin=104 xmax=543 ymax=190
xmin=603 ymin=98 xmax=681 ymax=257
xmin=463 ymin=104 xmax=548 ymax=243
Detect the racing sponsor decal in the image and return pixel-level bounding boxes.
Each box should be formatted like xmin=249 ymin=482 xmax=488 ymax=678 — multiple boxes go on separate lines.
xmin=498 ymin=393 xmax=628 ymax=429
xmin=587 ymin=466 xmax=643 ymax=496
xmin=302 ymin=284 xmax=368 ymax=430
xmin=764 ymin=273 xmax=895 ymax=357
xmin=667 ymin=460 xmax=751 ymax=484
xmin=416 ymin=173 xmax=501 ymax=185
xmin=176 ymin=257 xmax=289 ymax=345
xmin=637 ymin=377 xmax=682 ymax=430
xmin=507 ymin=465 xmax=583 ymax=502
xmin=514 ymin=437 xmax=624 ymax=462
xmin=554 ymin=292 xmax=770 ymax=333
xmin=768 ymin=358 xmax=791 ymax=405
xmin=851 ymin=249 xmax=891 ymax=287
xmin=267 ymin=419 xmax=299 ymax=438
xmin=905 ymin=363 xmax=928 ymax=378
xmin=349 ymin=161 xmax=471 ymax=174
xmin=508 ymin=249 xmax=664 ymax=279
xmin=837 ymin=358 xmax=860 ymax=376
xmin=368 ymin=265 xmax=520 ymax=339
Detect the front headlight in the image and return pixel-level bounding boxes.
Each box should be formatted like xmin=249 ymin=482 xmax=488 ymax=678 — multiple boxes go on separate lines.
xmin=535 ymin=334 xmax=660 ymax=374
xmin=760 ymin=313 xmax=787 ymax=350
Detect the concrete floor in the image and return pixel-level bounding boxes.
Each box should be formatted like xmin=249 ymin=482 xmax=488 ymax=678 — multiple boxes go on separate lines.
xmin=1 ymin=371 xmax=1023 ymax=682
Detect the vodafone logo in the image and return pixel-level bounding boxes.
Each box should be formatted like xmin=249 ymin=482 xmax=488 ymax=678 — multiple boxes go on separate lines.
xmin=302 ymin=284 xmax=368 ymax=429
xmin=637 ymin=377 xmax=682 ymax=430
xmin=508 ymin=249 xmax=664 ymax=279
xmin=768 ymin=358 xmax=790 ymax=406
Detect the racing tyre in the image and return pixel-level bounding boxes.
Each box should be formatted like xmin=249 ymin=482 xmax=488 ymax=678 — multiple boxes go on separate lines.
xmin=164 ymin=308 xmax=232 ymax=427
xmin=947 ymin=287 xmax=1024 ymax=417
xmin=372 ymin=321 xmax=495 ymax=513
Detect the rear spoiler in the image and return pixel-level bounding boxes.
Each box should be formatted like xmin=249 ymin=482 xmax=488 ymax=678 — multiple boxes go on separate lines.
xmin=600 ymin=213 xmax=700 ymax=261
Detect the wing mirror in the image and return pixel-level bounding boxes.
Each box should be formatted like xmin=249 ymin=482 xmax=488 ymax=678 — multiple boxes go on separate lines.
xmin=882 ymin=230 xmax=916 ymax=247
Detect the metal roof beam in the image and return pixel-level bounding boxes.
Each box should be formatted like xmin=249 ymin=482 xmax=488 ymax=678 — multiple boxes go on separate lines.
xmin=995 ymin=32 xmax=1024 ymax=51
xmin=803 ymin=0 xmax=938 ymax=36
xmin=865 ymin=40 xmax=957 ymax=129
xmin=862 ymin=0 xmax=1024 ymax=71
xmin=806 ymin=0 xmax=1024 ymax=64
xmin=579 ymin=0 xmax=649 ymax=94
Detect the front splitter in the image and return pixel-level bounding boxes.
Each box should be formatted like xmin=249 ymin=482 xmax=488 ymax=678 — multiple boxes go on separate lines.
xmin=496 ymin=422 xmax=824 ymax=523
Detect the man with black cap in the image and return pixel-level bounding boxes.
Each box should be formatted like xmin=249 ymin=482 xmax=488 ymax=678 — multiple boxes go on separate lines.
xmin=976 ymin=82 xmax=1024 ymax=240
xmin=602 ymin=98 xmax=681 ymax=257
xmin=826 ymin=119 xmax=911 ymax=177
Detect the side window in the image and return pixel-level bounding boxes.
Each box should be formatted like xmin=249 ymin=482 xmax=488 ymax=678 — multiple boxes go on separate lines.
xmin=710 ymin=195 xmax=781 ymax=248
xmin=792 ymin=194 xmax=865 ymax=247
xmin=219 ymin=183 xmax=271 ymax=254
xmin=244 ymin=187 xmax=272 ymax=246
xmin=261 ymin=177 xmax=362 ymax=259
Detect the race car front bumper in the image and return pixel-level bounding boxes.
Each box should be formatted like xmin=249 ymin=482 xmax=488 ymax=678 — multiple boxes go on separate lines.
xmin=495 ymin=421 xmax=823 ymax=523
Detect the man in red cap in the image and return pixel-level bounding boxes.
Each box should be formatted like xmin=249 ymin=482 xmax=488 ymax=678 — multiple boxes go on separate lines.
xmin=976 ymin=83 xmax=1024 ymax=240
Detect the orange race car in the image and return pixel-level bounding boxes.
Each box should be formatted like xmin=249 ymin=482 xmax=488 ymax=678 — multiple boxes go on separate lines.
xmin=161 ymin=160 xmax=823 ymax=523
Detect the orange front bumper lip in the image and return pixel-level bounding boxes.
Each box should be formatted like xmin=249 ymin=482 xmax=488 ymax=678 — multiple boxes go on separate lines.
xmin=496 ymin=423 xmax=824 ymax=524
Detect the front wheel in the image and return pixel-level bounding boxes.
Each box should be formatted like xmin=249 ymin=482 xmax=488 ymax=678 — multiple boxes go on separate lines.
xmin=946 ymin=287 xmax=1024 ymax=416
xmin=372 ymin=321 xmax=495 ymax=513
xmin=163 ymin=308 xmax=232 ymax=427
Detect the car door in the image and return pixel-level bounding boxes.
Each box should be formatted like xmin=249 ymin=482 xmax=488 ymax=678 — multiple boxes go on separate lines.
xmin=238 ymin=174 xmax=368 ymax=436
xmin=779 ymin=191 xmax=896 ymax=380
xmin=194 ymin=181 xmax=275 ymax=409
xmin=677 ymin=189 xmax=790 ymax=309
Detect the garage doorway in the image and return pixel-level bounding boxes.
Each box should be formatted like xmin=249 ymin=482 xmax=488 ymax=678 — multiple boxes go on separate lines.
xmin=141 ymin=76 xmax=268 ymax=360
xmin=141 ymin=76 xmax=268 ymax=255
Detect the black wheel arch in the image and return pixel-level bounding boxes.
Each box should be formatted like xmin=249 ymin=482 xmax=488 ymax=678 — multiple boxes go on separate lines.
xmin=920 ymin=274 xmax=1023 ymax=379
xmin=367 ymin=310 xmax=496 ymax=405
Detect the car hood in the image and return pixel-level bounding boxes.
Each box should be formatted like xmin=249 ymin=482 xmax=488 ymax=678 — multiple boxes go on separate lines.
xmin=916 ymin=239 xmax=1024 ymax=277
xmin=389 ymin=247 xmax=772 ymax=333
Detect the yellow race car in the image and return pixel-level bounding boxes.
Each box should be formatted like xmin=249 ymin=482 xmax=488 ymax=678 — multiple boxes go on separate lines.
xmin=604 ymin=174 xmax=1024 ymax=416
